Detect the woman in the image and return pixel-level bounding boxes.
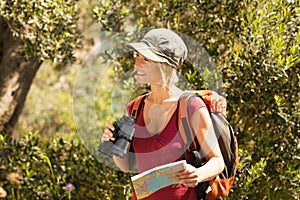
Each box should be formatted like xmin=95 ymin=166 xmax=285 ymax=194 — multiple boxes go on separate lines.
xmin=101 ymin=28 xmax=224 ymax=200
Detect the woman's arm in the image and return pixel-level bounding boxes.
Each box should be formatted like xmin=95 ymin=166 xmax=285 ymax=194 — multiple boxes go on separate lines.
xmin=176 ymin=107 xmax=224 ymax=187
xmin=191 ymin=107 xmax=224 ymax=181
xmin=113 ymin=154 xmax=131 ymax=172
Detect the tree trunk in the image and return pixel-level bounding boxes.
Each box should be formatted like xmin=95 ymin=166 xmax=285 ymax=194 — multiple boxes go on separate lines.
xmin=0 ymin=18 xmax=42 ymax=137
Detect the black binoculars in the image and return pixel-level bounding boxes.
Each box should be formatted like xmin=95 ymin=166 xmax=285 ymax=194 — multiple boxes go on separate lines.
xmin=98 ymin=115 xmax=135 ymax=158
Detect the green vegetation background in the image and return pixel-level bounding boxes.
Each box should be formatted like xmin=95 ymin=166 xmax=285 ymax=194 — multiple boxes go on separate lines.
xmin=1 ymin=0 xmax=299 ymax=199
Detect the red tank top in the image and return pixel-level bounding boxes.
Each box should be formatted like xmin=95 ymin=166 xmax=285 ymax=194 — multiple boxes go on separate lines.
xmin=127 ymin=96 xmax=206 ymax=200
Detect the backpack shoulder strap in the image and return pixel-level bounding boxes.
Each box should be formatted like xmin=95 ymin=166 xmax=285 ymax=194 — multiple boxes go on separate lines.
xmin=178 ymin=92 xmax=208 ymax=167
xmin=131 ymin=94 xmax=147 ymax=120
xmin=128 ymin=93 xmax=148 ymax=171
xmin=178 ymin=92 xmax=198 ymax=152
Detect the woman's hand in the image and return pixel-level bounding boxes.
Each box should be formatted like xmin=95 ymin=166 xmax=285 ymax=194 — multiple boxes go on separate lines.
xmin=101 ymin=124 xmax=132 ymax=172
xmin=175 ymin=164 xmax=202 ymax=188
xmin=101 ymin=124 xmax=116 ymax=143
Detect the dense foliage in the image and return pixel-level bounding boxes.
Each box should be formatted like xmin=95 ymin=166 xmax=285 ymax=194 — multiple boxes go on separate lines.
xmin=0 ymin=0 xmax=299 ymax=199
xmin=0 ymin=132 xmax=132 ymax=200
xmin=223 ymin=1 xmax=300 ymax=198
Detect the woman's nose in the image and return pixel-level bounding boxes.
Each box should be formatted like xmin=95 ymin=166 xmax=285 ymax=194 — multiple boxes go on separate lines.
xmin=134 ymin=56 xmax=142 ymax=69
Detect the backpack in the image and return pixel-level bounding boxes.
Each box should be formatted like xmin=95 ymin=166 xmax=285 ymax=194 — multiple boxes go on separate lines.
xmin=177 ymin=91 xmax=238 ymax=200
xmin=130 ymin=90 xmax=238 ymax=200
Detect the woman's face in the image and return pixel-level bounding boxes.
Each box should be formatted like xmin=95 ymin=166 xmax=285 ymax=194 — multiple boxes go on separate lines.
xmin=134 ymin=53 xmax=163 ymax=85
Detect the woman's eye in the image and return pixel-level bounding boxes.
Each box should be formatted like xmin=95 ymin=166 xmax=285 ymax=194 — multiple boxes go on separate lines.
xmin=136 ymin=53 xmax=150 ymax=62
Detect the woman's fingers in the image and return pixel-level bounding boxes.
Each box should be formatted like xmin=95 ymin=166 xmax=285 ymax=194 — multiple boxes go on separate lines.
xmin=107 ymin=124 xmax=115 ymax=131
xmin=175 ymin=164 xmax=200 ymax=187
xmin=177 ymin=174 xmax=199 ymax=187
xmin=101 ymin=124 xmax=116 ymax=142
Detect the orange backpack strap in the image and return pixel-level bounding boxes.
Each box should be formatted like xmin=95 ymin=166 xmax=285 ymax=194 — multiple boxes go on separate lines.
xmin=178 ymin=92 xmax=198 ymax=152
xmin=128 ymin=94 xmax=148 ymax=171
xmin=131 ymin=94 xmax=148 ymax=120
xmin=178 ymin=92 xmax=209 ymax=168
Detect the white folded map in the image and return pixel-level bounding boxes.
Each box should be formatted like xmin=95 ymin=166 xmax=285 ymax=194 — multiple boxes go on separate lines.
xmin=131 ymin=160 xmax=187 ymax=199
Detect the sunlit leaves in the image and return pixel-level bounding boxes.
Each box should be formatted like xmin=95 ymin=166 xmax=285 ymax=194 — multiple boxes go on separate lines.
xmin=0 ymin=0 xmax=82 ymax=65
xmin=223 ymin=1 xmax=299 ymax=198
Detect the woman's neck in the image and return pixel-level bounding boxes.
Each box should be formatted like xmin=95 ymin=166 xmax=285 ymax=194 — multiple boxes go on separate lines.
xmin=148 ymin=84 xmax=178 ymax=103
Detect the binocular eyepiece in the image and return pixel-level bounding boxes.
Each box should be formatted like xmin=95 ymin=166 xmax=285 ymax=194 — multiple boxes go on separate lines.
xmin=98 ymin=115 xmax=135 ymax=158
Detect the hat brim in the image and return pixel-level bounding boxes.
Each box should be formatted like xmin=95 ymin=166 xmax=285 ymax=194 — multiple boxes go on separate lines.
xmin=126 ymin=42 xmax=167 ymax=63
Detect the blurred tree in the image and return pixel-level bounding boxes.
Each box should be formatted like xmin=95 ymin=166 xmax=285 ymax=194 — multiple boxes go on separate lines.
xmin=0 ymin=0 xmax=82 ymax=136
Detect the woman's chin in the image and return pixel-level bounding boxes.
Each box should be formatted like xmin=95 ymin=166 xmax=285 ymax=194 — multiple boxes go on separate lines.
xmin=135 ymin=76 xmax=147 ymax=84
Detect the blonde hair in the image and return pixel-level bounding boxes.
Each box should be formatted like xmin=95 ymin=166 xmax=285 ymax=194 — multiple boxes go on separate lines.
xmin=158 ymin=63 xmax=179 ymax=87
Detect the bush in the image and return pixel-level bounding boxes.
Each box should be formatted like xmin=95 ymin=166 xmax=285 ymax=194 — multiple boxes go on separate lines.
xmin=223 ymin=1 xmax=299 ymax=199
xmin=0 ymin=131 xmax=132 ymax=200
